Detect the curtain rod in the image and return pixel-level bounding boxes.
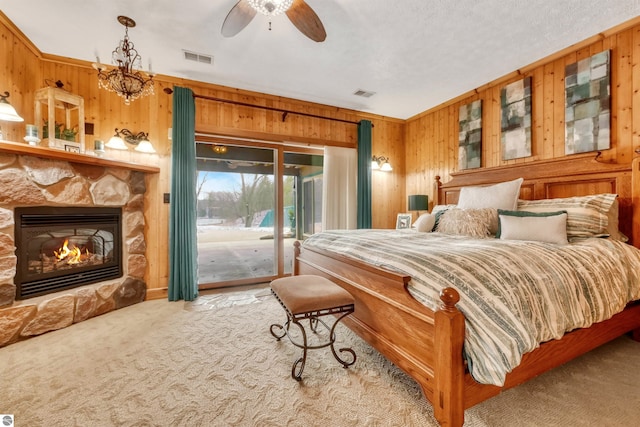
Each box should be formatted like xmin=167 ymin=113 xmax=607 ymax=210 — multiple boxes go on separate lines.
xmin=163 ymin=87 xmax=369 ymax=126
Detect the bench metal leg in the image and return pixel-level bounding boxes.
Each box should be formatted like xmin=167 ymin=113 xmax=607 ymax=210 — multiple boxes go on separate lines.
xmin=270 ymin=302 xmax=356 ymax=381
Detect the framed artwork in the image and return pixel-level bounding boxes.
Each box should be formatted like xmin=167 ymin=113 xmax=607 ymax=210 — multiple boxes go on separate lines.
xmin=458 ymin=99 xmax=482 ymax=170
xmin=565 ymin=50 xmax=610 ymax=154
xmin=396 ymin=213 xmax=412 ymax=230
xmin=501 ymin=76 xmax=532 ymax=160
xmin=64 ymin=145 xmax=80 ymax=153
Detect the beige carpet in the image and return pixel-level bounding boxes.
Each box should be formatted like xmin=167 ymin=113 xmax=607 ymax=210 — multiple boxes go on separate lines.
xmin=1 ymin=289 xmax=639 ymax=427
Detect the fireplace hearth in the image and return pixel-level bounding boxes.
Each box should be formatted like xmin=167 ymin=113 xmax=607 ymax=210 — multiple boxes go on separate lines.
xmin=14 ymin=206 xmax=123 ymax=299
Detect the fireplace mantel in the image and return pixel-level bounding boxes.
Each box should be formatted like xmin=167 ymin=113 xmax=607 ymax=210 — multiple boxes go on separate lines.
xmin=0 ymin=140 xmax=160 ymax=173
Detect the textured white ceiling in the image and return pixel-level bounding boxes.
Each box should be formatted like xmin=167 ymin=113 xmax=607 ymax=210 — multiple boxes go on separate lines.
xmin=2 ymin=0 xmax=640 ymax=119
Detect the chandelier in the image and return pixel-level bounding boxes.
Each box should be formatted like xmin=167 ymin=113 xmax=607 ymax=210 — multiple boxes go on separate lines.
xmin=93 ymin=16 xmax=154 ymax=105
xmin=247 ymin=0 xmax=294 ymax=16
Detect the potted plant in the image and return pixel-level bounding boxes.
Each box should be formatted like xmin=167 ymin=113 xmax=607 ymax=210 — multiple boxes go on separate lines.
xmin=60 ymin=127 xmax=78 ymax=142
xmin=42 ymin=121 xmax=63 ymax=139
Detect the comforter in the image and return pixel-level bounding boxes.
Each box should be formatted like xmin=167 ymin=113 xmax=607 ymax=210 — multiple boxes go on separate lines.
xmin=302 ymin=229 xmax=640 ymax=386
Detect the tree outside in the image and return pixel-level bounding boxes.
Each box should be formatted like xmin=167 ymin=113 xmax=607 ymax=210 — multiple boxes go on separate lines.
xmin=197 ymin=172 xmax=279 ymax=227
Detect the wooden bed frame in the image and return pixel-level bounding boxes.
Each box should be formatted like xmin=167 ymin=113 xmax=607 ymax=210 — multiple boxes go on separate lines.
xmin=293 ymin=154 xmax=640 ymax=427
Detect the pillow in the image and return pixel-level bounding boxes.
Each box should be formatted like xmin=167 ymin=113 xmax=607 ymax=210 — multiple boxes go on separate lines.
xmin=497 ymin=209 xmax=569 ymax=244
xmin=413 ymin=212 xmax=436 ymax=232
xmin=606 ymin=198 xmax=629 ymax=242
xmin=457 ymin=178 xmax=524 ymax=211
xmin=516 ymin=193 xmax=617 ymax=239
xmin=432 ymin=208 xmax=450 ymax=231
xmin=435 ymin=208 xmax=493 ymax=238
xmin=431 ymin=204 xmax=457 ymax=215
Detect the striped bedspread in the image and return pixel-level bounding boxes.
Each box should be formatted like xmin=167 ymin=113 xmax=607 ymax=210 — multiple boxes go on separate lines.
xmin=302 ymin=229 xmax=640 ymax=386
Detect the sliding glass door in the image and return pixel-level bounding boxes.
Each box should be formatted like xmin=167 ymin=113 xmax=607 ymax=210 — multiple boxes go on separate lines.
xmin=194 ymin=141 xmax=323 ymax=288
xmin=196 ymin=146 xmax=277 ymax=287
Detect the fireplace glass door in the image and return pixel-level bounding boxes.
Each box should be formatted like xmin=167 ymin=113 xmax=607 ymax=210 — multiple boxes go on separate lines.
xmin=14 ymin=207 xmax=123 ymax=299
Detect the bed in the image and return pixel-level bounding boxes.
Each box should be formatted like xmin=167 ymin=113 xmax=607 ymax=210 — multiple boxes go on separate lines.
xmin=293 ymin=154 xmax=640 ymax=427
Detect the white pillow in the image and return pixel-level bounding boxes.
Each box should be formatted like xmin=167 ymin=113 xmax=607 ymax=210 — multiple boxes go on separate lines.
xmin=413 ymin=213 xmax=436 ymax=232
xmin=498 ymin=213 xmax=569 ymax=244
xmin=458 ymin=178 xmax=524 ymax=211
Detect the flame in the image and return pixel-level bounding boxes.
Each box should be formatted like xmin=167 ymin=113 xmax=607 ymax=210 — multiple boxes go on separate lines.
xmin=54 ymin=239 xmax=87 ymax=264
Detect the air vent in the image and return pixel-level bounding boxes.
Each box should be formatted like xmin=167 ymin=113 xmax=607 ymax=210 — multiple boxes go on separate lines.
xmin=353 ymin=89 xmax=376 ymax=98
xmin=183 ymin=50 xmax=213 ymax=65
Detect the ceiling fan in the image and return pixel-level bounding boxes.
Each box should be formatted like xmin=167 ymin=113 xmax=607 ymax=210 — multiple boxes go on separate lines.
xmin=222 ymin=0 xmax=326 ymax=42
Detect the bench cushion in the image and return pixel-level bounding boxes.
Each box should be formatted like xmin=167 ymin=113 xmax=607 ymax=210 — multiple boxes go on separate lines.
xmin=271 ymin=275 xmax=354 ymax=315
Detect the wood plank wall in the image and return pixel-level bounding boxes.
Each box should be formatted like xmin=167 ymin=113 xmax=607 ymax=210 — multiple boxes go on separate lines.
xmin=0 ymin=13 xmax=405 ymax=297
xmin=405 ymin=17 xmax=640 ymax=210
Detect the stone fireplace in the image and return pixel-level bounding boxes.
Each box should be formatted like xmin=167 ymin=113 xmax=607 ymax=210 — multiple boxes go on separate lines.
xmin=0 ymin=149 xmax=154 ymax=348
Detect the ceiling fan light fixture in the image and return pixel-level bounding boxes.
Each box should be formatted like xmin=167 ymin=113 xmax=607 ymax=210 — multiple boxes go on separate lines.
xmin=247 ymin=0 xmax=293 ymax=16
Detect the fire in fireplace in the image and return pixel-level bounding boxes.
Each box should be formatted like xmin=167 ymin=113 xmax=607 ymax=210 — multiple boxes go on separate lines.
xmin=14 ymin=206 xmax=123 ymax=299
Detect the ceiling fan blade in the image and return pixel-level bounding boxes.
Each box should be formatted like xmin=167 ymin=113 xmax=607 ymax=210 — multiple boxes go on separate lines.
xmin=221 ymin=0 xmax=257 ymax=37
xmin=286 ymin=0 xmax=326 ymax=42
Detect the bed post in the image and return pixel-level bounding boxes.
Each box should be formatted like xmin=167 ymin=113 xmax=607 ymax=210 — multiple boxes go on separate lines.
xmin=433 ymin=287 xmax=465 ymax=427
xmin=433 ymin=175 xmax=442 ymax=207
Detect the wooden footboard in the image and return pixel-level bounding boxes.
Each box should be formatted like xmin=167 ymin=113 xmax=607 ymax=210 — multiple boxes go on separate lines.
xmin=293 ymin=241 xmax=468 ymax=426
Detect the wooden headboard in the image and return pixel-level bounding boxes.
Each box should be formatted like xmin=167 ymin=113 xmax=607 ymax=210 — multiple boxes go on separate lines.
xmin=434 ymin=154 xmax=640 ymax=248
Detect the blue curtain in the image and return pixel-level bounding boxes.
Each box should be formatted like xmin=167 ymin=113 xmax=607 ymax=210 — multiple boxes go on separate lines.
xmin=168 ymin=86 xmax=198 ymax=301
xmin=357 ymin=120 xmax=372 ymax=229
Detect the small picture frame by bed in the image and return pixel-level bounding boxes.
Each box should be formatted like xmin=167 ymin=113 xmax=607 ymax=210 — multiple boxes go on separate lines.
xmin=64 ymin=145 xmax=80 ymax=153
xmin=396 ymin=213 xmax=412 ymax=230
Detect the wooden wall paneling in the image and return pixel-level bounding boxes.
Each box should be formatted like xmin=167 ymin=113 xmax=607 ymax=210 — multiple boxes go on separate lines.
xmin=1 ymin=23 xmax=40 ymax=141
xmin=447 ymin=105 xmax=457 ymax=179
xmin=552 ymin=56 xmax=567 ymax=158
xmin=424 ymin=113 xmax=434 ymax=202
xmin=371 ymin=118 xmax=405 ymax=228
xmin=633 ymin=27 xmax=640 ymax=153
xmin=439 ymin=107 xmax=449 ymax=178
xmin=531 ymin=67 xmax=544 ymax=162
xmin=487 ymin=86 xmax=500 ymax=167
xmin=143 ymin=80 xmax=165 ymax=293
xmin=408 ymin=116 xmax=420 ymax=199
xmin=541 ymin=62 xmax=555 ymax=160
xmin=615 ymin=29 xmax=633 ymax=164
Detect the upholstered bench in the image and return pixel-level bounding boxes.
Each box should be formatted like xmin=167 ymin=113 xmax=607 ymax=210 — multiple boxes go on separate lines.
xmin=270 ymin=275 xmax=356 ymax=381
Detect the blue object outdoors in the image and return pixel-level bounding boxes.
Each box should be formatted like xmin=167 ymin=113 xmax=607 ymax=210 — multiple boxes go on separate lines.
xmin=259 ymin=206 xmax=295 ymax=228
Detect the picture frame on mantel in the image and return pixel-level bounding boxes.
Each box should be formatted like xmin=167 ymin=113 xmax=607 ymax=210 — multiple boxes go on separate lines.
xmin=458 ymin=99 xmax=482 ymax=170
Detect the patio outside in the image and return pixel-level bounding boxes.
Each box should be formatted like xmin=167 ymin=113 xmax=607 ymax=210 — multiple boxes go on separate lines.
xmin=197 ymin=221 xmax=296 ymax=283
